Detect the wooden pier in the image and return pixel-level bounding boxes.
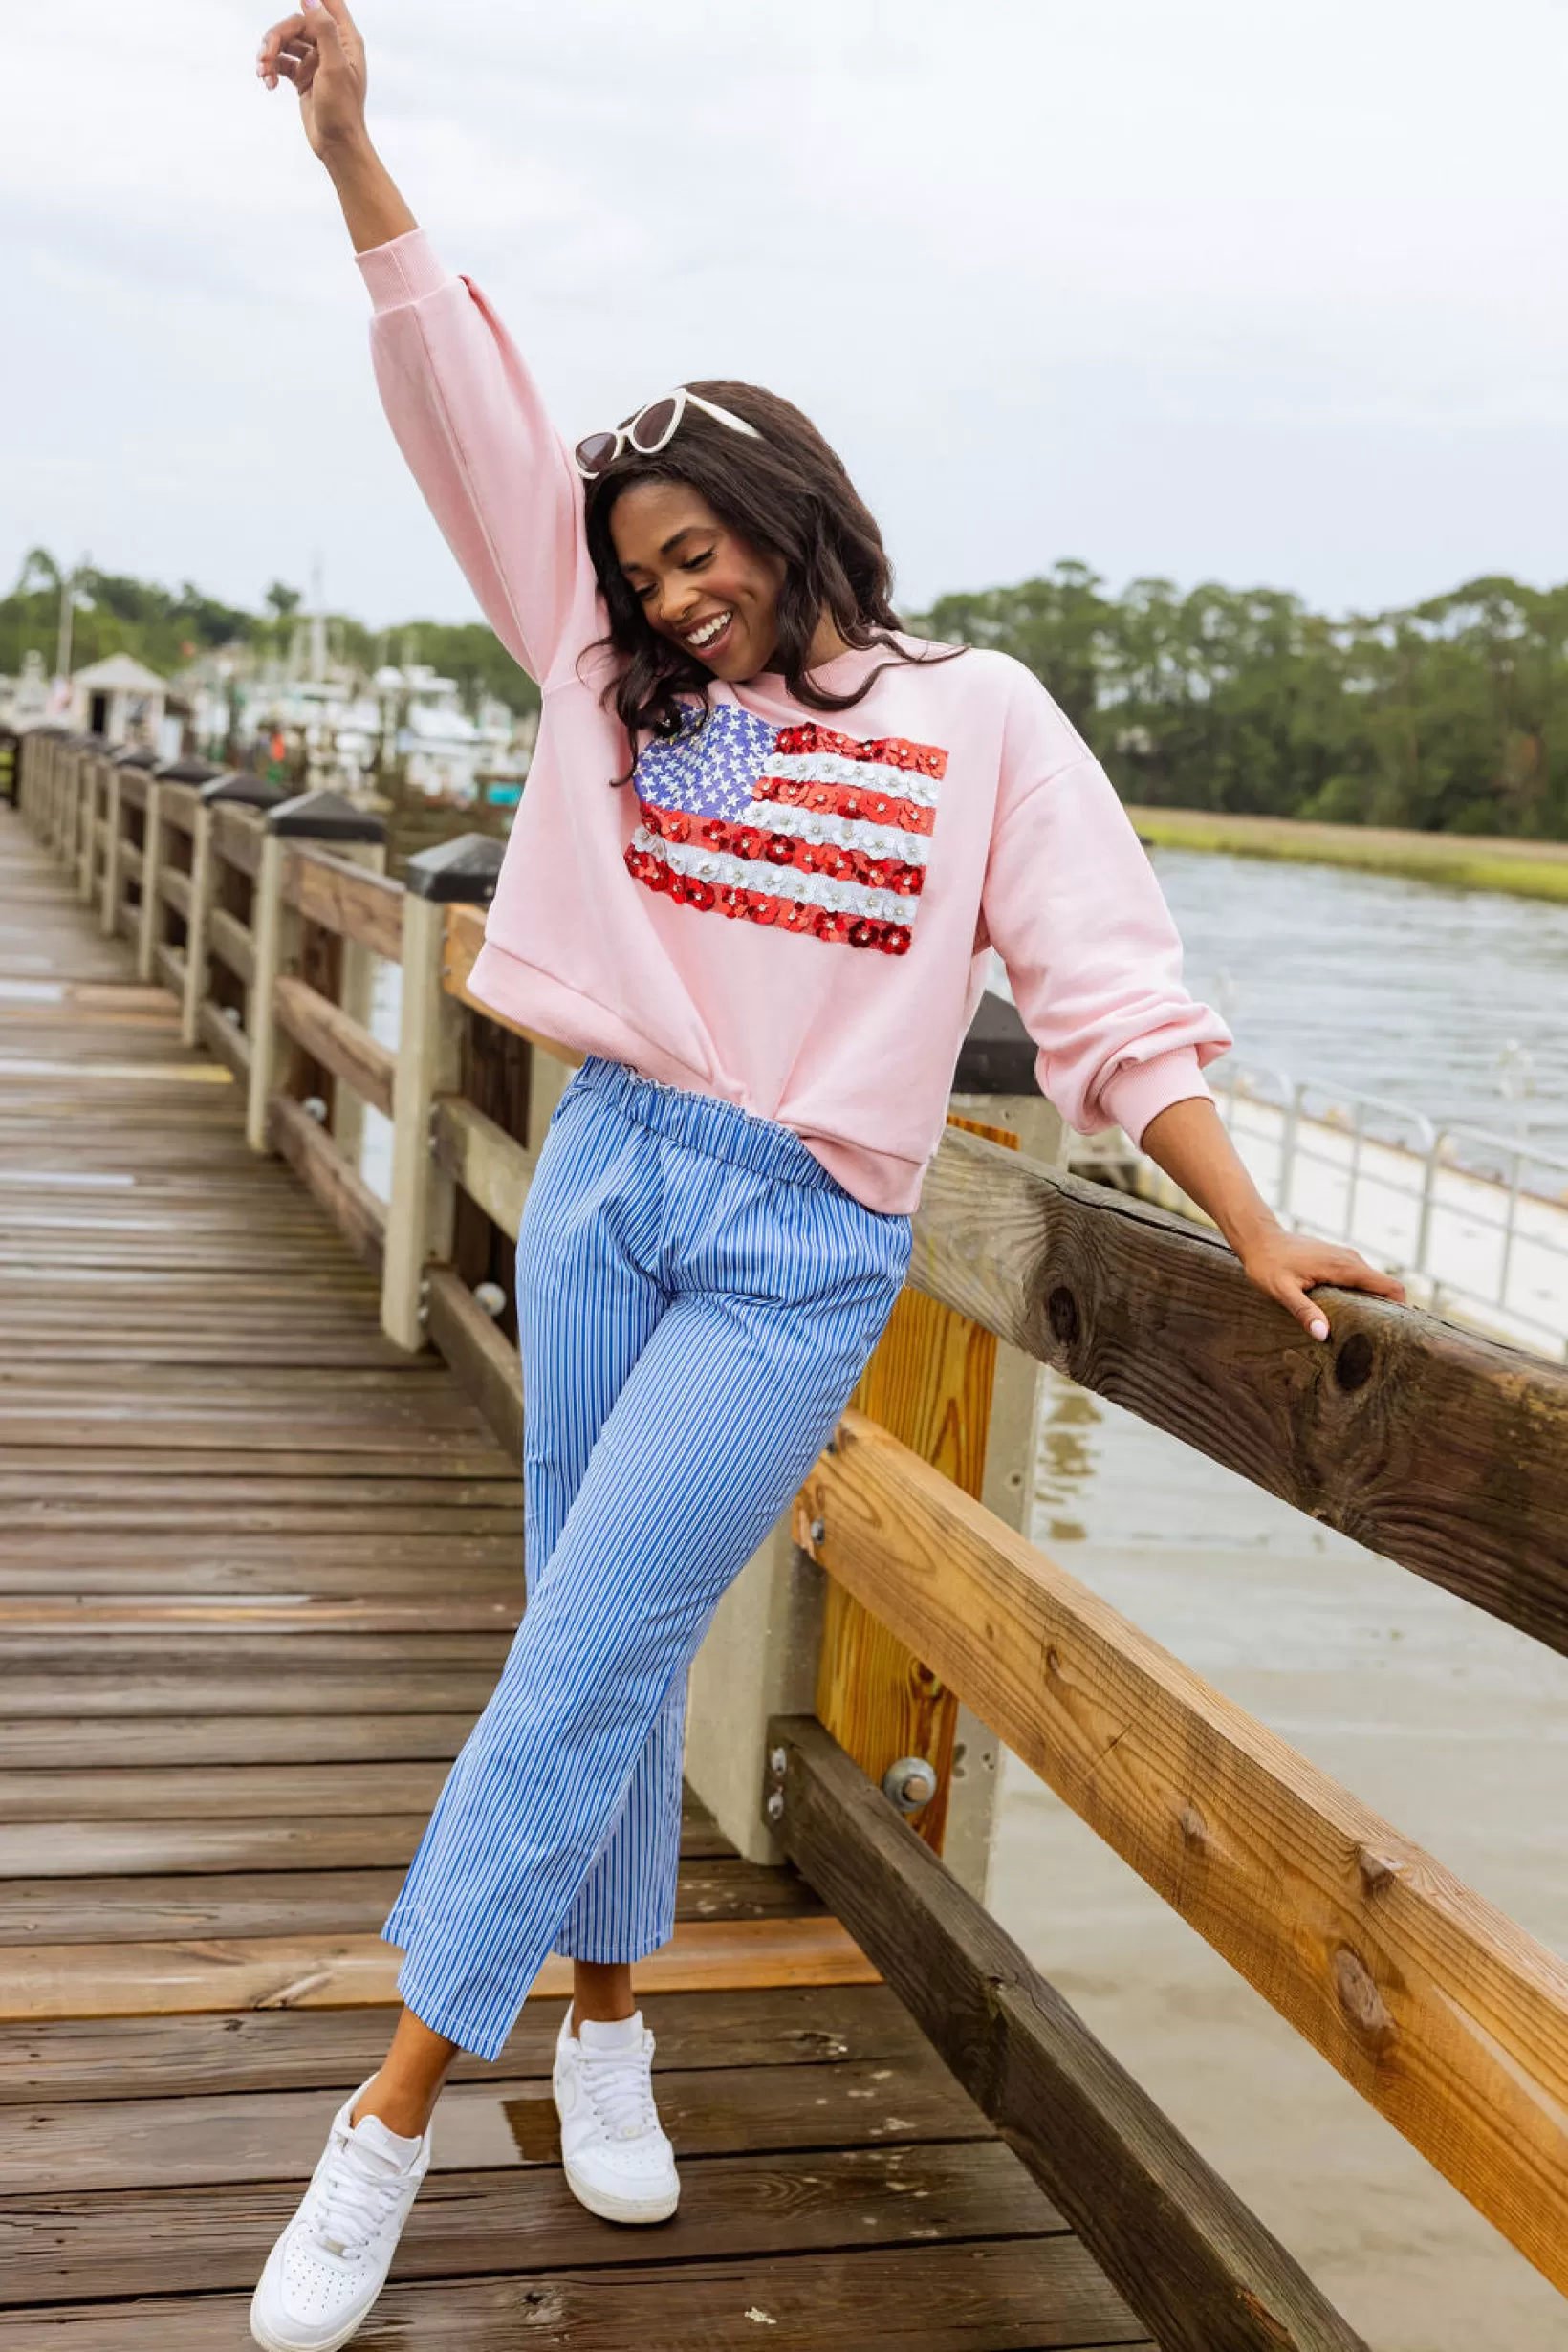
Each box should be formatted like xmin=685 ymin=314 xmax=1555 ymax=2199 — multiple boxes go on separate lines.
xmin=5 ymin=730 xmax=1568 ymax=2350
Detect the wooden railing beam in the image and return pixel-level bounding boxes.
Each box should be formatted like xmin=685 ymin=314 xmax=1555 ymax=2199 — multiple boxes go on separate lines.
xmin=915 ymin=1125 xmax=1568 ymax=1657
xmin=797 ymin=1405 xmax=1568 ymax=2296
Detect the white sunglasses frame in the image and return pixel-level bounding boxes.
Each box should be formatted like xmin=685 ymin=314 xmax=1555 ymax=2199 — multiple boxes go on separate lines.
xmin=573 ymin=387 xmax=762 ymax=481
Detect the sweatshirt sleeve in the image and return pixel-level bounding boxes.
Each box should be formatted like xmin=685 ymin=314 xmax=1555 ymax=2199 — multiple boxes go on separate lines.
xmin=357 ymin=230 xmax=599 ymax=692
xmin=978 ymin=681 xmax=1231 ymax=1146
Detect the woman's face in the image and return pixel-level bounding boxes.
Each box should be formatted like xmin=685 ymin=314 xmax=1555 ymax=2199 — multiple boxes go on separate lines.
xmin=610 ymin=480 xmax=786 ymax=681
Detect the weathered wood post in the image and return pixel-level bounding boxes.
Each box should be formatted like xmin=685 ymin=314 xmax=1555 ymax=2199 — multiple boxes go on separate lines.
xmin=246 ymin=791 xmax=384 ymax=1154
xmin=136 ymin=772 xmax=165 ymax=981
xmin=381 ymin=835 xmax=505 ymax=1352
xmin=98 ymin=760 xmax=123 ymax=938
xmin=942 ymin=995 xmax=1067 ymax=1898
xmin=76 ymin=750 xmax=104 ymax=904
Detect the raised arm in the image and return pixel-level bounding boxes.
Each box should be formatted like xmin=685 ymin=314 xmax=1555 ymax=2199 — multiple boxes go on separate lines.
xmin=258 ymin=0 xmax=414 ymax=250
xmin=258 ymin=0 xmax=600 ymax=688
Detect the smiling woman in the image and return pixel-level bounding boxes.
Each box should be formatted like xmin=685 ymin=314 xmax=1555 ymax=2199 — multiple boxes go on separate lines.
xmin=243 ymin=6 xmax=1405 ymax=2348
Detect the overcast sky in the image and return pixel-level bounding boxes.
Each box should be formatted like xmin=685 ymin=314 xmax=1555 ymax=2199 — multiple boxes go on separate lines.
xmin=8 ymin=0 xmax=1566 ymax=630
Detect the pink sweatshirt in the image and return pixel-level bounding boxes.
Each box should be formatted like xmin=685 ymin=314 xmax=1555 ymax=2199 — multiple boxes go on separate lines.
xmin=359 ymin=230 xmax=1231 ymax=1213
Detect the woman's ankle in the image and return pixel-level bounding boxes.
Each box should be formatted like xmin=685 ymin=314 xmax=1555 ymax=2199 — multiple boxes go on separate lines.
xmin=350 ymin=2071 xmax=438 ymax=2140
xmin=571 ymin=1959 xmax=637 ymax=2032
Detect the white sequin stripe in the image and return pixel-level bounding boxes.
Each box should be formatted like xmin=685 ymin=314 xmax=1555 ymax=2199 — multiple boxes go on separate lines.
xmin=633 ymin=826 xmax=917 ymax=927
xmin=759 ymin=751 xmax=943 ymax=807
xmin=730 ymin=798 xmax=929 ymax=868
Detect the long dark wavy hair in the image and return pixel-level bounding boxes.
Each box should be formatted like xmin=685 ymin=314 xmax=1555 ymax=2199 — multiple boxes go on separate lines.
xmin=580 ymin=380 xmax=958 ymax=782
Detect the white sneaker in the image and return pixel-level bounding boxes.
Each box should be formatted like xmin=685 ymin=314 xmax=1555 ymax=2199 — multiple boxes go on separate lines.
xmin=553 ymin=2007 xmax=680 ymax=2224
xmin=250 ymin=2081 xmax=430 ymax=2352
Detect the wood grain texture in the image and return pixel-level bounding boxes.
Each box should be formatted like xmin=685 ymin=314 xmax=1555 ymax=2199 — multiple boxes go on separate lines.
xmin=265 ymin=1093 xmax=386 ymax=1273
xmin=0 ymin=2246 xmax=1148 ymax=2352
xmin=0 ymin=2050 xmax=974 ymax=2190
xmin=272 ymin=973 xmax=395 ymax=1120
xmin=817 ymin=1116 xmax=1016 ymax=1857
xmin=798 ymin=1406 xmax=1568 ymax=2297
xmin=425 ymin=1264 xmax=526 ymax=1460
xmin=771 ymin=1716 xmax=1368 ymax=2352
xmin=0 ymin=1856 xmax=821 ymax=1945
xmin=0 ymin=2141 xmax=1045 ymax=2305
xmin=431 ymin=1094 xmax=534 ymax=1242
xmin=206 ymin=904 xmax=254 ymax=987
xmin=914 ymin=1124 xmax=1568 ymax=1656
xmin=209 ymin=805 xmax=262 ymax=881
xmin=1 ymin=1915 xmax=878 ymax=2022
xmin=284 ymin=845 xmax=404 ymax=962
xmin=0 ymin=1982 xmax=927 ymax=2102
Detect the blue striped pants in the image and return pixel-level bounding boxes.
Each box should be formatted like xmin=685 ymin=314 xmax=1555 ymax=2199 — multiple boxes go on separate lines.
xmin=386 ymin=1056 xmax=912 ymax=2059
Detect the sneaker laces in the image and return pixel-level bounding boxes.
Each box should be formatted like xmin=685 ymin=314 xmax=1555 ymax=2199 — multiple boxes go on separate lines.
xmin=579 ymin=2039 xmax=659 ymax=2141
xmin=310 ymin=2126 xmax=410 ymax=2257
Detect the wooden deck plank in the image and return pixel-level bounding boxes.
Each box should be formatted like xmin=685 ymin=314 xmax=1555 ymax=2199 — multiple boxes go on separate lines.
xmin=0 ymin=2142 xmax=1055 ymax=2306
xmin=0 ymin=2247 xmax=1150 ymax=2351
xmin=0 ymin=1917 xmax=879 ymax=2022
xmin=0 ymin=1986 xmax=933 ymax=2102
xmin=0 ymin=2049 xmax=981 ymax=2189
xmin=0 ymin=1857 xmax=823 ymax=1943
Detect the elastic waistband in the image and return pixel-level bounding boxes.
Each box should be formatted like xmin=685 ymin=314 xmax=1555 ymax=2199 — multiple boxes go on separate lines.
xmin=572 ymin=1056 xmax=837 ymax=1190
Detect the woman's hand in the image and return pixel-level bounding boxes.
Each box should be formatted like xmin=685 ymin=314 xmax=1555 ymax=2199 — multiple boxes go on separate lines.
xmin=257 ymin=0 xmax=368 ymax=159
xmin=1237 ymin=1226 xmax=1405 ymax=1342
xmin=256 ymin=0 xmax=416 ymax=251
xmin=1140 ymin=1094 xmax=1406 ymax=1341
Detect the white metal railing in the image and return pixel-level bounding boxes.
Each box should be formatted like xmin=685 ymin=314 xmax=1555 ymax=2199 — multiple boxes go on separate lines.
xmin=1197 ymin=1060 xmax=1568 ymax=1361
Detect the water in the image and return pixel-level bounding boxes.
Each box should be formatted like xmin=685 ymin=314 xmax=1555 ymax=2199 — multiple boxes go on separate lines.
xmin=1154 ymin=847 xmax=1568 ymax=1156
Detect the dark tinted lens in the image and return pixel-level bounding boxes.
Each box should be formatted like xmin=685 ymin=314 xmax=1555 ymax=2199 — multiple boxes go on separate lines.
xmin=576 ymin=431 xmax=620 ymax=477
xmin=628 ymin=396 xmax=679 ymax=453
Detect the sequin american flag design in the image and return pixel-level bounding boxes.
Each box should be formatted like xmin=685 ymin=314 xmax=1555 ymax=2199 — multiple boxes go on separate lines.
xmin=625 ymin=704 xmax=947 ymax=955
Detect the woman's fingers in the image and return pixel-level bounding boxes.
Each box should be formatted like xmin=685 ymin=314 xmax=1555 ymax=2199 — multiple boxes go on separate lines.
xmin=275 ymin=43 xmax=318 ymax=93
xmin=257 ymin=13 xmax=306 ymax=86
xmin=1272 ymin=1274 xmax=1333 ymax=1343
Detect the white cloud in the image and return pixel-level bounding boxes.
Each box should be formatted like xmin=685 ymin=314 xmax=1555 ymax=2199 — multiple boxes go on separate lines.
xmin=6 ymin=0 xmax=1567 ymax=626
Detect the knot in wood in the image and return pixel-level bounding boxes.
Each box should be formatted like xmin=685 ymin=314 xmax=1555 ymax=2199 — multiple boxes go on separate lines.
xmin=1047 ymin=1285 xmax=1080 ymax=1346
xmin=1178 ymin=1802 xmax=1207 ymax=1849
xmin=1332 ymin=1945 xmax=1397 ymax=2053
xmin=1334 ymin=1331 xmax=1375 ymax=1392
xmin=1358 ymin=1845 xmax=1403 ymax=1893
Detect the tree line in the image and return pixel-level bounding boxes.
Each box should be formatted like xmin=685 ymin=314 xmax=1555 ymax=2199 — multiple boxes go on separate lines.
xmin=916 ymin=564 xmax=1568 ymax=838
xmin=8 ymin=548 xmax=1564 ymax=838
xmin=0 ymin=552 xmax=541 ymax=724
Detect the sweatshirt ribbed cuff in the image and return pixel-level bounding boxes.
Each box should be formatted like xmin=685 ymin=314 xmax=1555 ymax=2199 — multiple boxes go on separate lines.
xmin=357 ymin=228 xmax=453 ymax=313
xmin=1099 ymin=1044 xmax=1212 ymax=1148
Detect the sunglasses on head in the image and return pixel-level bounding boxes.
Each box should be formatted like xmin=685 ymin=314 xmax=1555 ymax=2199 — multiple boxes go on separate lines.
xmin=573 ymin=388 xmax=762 ymax=482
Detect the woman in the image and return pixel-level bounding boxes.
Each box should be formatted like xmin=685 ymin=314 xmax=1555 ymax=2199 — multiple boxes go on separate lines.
xmin=250 ymin=8 xmax=1403 ymax=2346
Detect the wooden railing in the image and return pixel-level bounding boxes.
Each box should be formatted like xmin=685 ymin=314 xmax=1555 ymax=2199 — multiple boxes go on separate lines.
xmin=16 ymin=728 xmax=1568 ymax=2352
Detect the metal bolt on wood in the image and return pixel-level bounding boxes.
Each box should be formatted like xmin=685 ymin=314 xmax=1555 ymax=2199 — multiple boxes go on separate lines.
xmin=809 ymin=1518 xmax=826 ymax=1545
xmin=882 ymin=1755 xmax=941 ymax=1814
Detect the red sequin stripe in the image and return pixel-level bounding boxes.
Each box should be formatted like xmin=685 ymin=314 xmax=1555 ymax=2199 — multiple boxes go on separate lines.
xmin=749 ymin=773 xmax=935 ymax=836
xmin=624 ymin=843 xmax=914 ymax=954
xmin=639 ymin=802 xmax=926 ymax=897
xmin=773 ymin=723 xmax=948 ymax=780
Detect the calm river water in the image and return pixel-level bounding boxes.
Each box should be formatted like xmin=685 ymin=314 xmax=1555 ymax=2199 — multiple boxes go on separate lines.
xmin=990 ymin=851 xmax=1568 ymax=2348
xmin=1152 ymin=845 xmax=1568 ymax=1157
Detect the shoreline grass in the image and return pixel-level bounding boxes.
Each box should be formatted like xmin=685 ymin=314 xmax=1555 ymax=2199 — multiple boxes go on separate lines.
xmin=1125 ymin=807 xmax=1568 ymax=905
